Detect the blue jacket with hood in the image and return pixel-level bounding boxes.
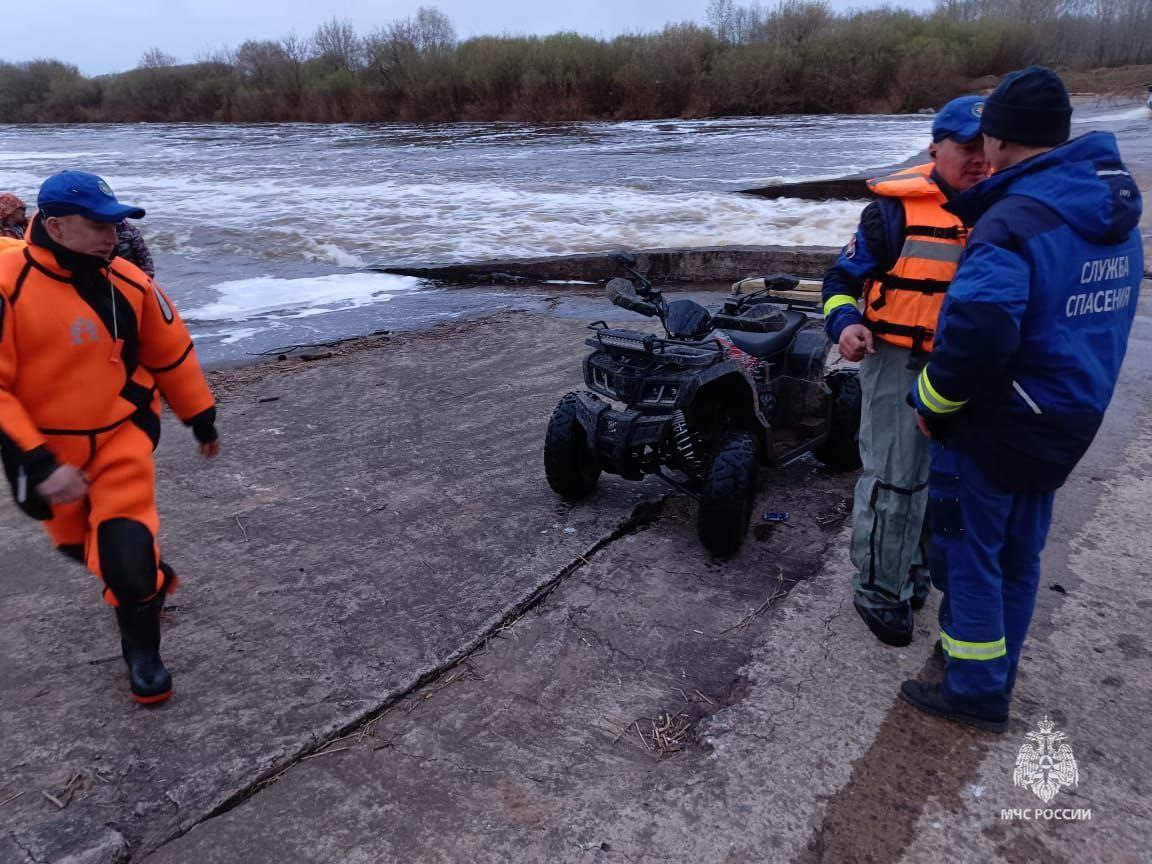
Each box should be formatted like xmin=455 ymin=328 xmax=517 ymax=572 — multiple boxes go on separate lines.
xmin=910 ymin=131 xmax=1143 ymax=491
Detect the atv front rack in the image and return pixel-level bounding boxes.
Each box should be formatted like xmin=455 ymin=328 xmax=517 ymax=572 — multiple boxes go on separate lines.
xmin=585 ymin=323 xmax=724 ymax=367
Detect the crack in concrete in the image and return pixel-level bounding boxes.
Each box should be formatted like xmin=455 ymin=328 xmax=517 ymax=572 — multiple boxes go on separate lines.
xmin=141 ymin=495 xmax=668 ymax=861
xmin=9 ymin=833 xmax=47 ymax=864
xmin=564 ymin=613 xmax=651 ymax=672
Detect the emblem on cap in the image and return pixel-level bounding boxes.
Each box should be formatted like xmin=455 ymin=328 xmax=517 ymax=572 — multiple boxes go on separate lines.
xmin=97 ymin=179 xmax=113 ymax=196
xmin=971 ymin=101 xmax=984 ymax=118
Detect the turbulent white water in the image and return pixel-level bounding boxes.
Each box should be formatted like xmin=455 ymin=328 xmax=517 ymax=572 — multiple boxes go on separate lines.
xmin=1 ymin=106 xmax=1144 ymax=362
xmin=0 ymin=116 xmax=932 ymax=268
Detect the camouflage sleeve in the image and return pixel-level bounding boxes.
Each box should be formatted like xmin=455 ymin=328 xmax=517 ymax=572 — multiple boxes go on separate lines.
xmin=130 ymin=225 xmax=155 ymax=278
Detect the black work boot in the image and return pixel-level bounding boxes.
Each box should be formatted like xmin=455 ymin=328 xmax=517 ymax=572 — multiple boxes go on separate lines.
xmin=899 ymin=681 xmax=1008 ymax=733
xmin=115 ymin=594 xmax=173 ymax=705
xmin=854 ymin=598 xmax=913 ymax=647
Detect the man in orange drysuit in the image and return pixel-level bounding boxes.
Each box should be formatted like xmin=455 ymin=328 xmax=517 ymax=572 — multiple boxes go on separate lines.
xmin=0 ymin=171 xmax=219 ymax=704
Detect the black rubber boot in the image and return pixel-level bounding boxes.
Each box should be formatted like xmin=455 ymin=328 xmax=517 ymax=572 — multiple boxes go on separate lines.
xmin=899 ymin=681 xmax=1008 ymax=733
xmin=115 ymin=594 xmax=173 ymax=704
xmin=853 ymin=598 xmax=913 ymax=647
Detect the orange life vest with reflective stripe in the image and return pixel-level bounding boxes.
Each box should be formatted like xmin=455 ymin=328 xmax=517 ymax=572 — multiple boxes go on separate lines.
xmin=862 ymin=163 xmax=966 ymax=353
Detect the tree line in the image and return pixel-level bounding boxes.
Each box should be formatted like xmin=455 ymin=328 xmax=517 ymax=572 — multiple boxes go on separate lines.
xmin=1 ymin=1 xmax=1150 ymax=124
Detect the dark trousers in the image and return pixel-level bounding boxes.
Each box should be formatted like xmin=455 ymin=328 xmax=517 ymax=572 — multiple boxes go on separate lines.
xmin=929 ymin=442 xmax=1055 ymax=717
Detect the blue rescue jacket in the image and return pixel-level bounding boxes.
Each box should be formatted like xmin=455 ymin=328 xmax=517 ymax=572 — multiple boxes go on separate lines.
xmin=910 ymin=132 xmax=1144 ymax=491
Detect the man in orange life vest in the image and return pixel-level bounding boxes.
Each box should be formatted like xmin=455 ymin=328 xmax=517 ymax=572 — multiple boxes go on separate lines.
xmin=0 ymin=171 xmax=219 ymax=704
xmin=821 ymin=97 xmax=989 ymax=646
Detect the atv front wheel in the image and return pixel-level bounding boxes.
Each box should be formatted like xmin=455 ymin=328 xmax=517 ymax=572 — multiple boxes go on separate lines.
xmin=697 ymin=429 xmax=760 ymax=557
xmin=812 ymin=370 xmax=862 ymax=471
xmin=544 ymin=393 xmax=601 ymax=499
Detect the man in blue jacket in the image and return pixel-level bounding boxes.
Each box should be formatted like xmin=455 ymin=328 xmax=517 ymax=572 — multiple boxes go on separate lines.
xmin=903 ymin=66 xmax=1143 ymax=732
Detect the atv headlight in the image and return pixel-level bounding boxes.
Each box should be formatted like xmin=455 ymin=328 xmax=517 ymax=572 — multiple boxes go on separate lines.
xmin=641 ymin=382 xmax=679 ymax=405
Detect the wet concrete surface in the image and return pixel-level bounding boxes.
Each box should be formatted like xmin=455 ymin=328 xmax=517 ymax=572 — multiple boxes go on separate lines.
xmin=2 ymin=281 xmax=1150 ymax=863
xmin=0 ymin=312 xmax=665 ymax=862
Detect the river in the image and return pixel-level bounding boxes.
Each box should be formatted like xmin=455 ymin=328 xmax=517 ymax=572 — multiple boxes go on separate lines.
xmin=1 ymin=104 xmax=1148 ymax=364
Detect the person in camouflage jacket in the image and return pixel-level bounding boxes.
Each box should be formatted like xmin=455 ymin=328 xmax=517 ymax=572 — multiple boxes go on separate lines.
xmin=115 ymin=220 xmax=155 ymax=277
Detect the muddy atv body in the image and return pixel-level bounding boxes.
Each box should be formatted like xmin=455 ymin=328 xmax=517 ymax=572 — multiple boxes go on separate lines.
xmin=545 ymin=257 xmax=861 ymax=557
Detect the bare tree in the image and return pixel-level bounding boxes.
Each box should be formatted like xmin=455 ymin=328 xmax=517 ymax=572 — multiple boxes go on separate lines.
xmin=139 ymin=47 xmax=178 ymax=69
xmin=313 ymin=18 xmax=362 ymax=71
xmin=707 ymin=0 xmax=738 ymax=42
xmin=413 ymin=6 xmax=457 ymax=54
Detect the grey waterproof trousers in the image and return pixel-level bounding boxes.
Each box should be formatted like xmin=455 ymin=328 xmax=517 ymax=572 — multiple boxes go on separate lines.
xmin=850 ymin=339 xmax=932 ymax=608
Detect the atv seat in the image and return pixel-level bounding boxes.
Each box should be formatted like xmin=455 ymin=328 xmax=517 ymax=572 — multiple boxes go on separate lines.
xmin=724 ymin=311 xmax=809 ymax=359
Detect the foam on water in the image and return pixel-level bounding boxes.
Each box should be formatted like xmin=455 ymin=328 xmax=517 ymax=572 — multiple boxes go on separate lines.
xmin=183 ymin=272 xmax=425 ymax=323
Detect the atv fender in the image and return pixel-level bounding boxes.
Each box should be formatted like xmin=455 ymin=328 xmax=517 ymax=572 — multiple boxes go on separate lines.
xmin=690 ymin=370 xmax=769 ymax=456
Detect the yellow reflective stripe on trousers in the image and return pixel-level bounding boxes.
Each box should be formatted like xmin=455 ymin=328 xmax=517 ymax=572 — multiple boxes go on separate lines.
xmin=823 ymin=294 xmax=859 ymax=317
xmin=917 ymin=368 xmax=966 ymax=415
xmin=940 ymin=631 xmax=1007 ymax=660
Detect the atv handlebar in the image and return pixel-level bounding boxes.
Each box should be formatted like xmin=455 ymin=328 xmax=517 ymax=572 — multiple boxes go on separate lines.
xmin=606 ymin=277 xmax=661 ymax=318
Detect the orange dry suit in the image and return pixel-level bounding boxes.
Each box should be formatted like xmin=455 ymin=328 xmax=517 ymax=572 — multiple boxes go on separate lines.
xmin=859 ymin=163 xmax=967 ymax=354
xmin=0 ymin=217 xmax=216 ymax=606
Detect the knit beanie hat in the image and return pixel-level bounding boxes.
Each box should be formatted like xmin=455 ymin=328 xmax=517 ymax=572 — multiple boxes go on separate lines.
xmin=980 ymin=65 xmax=1072 ymax=147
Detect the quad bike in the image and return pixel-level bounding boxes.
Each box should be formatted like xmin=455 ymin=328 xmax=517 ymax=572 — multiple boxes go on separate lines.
xmin=543 ymin=253 xmax=861 ymax=557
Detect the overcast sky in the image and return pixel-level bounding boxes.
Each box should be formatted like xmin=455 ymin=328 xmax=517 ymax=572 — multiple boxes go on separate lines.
xmin=5 ymin=0 xmax=933 ymax=76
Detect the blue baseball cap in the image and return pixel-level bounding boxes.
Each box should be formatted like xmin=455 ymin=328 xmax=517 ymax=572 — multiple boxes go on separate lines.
xmin=931 ymin=95 xmax=986 ymax=144
xmin=37 ymin=171 xmax=145 ymax=222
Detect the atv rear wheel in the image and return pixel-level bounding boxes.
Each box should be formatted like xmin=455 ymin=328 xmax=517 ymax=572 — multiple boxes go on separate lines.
xmin=697 ymin=429 xmax=760 ymax=558
xmin=812 ymin=370 xmax=862 ymax=471
xmin=544 ymin=393 xmax=601 ymax=499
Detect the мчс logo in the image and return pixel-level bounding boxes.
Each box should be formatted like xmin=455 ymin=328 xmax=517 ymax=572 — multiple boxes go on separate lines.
xmin=71 ymin=317 xmax=100 ymax=346
xmin=1013 ymin=717 xmax=1078 ymax=803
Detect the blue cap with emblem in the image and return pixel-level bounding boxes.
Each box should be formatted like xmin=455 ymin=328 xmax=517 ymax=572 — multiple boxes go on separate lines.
xmin=37 ymin=171 xmax=145 ymax=222
xmin=931 ymin=95 xmax=986 ymax=144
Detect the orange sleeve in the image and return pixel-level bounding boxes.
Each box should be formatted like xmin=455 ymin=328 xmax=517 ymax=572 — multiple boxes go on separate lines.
xmin=135 ymin=277 xmax=216 ymax=422
xmin=0 ymin=292 xmax=48 ymax=454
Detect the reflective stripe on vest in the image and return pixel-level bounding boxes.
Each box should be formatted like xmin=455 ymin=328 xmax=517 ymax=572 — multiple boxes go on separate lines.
xmin=862 ymin=163 xmax=967 ymax=354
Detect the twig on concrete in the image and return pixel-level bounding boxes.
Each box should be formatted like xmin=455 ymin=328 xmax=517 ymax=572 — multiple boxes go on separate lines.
xmin=815 ymin=498 xmax=852 ymax=528
xmin=647 ymin=712 xmax=693 ymax=755
xmin=721 ymin=568 xmax=797 ymax=633
xmin=634 ymin=721 xmax=650 ymax=751
xmin=0 ymin=790 xmax=24 ymax=808
xmin=234 ymin=515 xmax=248 ymax=542
xmin=42 ymin=791 xmax=67 ymax=809
xmin=695 ymin=689 xmax=715 ymax=706
xmin=300 ymin=747 xmax=351 ymax=762
xmin=609 ymin=720 xmax=632 ymax=745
